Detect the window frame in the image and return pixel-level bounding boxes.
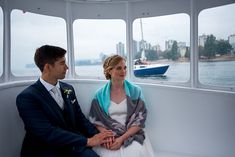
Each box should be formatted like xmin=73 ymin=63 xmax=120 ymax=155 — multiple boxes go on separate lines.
xmin=72 ymin=18 xmax=127 ymax=80
xmin=131 ymin=13 xmax=191 ymax=87
xmin=197 ymin=3 xmax=235 ymax=92
xmin=9 ymin=9 xmax=67 ymax=80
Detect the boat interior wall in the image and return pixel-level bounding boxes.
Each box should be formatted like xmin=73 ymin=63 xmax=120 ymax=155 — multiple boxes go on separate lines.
xmin=1 ymin=0 xmax=233 ymax=32
xmin=0 ymin=85 xmax=25 ymax=157
xmin=71 ymin=2 xmax=126 ymax=19
xmin=131 ymin=0 xmax=191 ymax=18
xmin=0 ymin=81 xmax=235 ymax=157
xmin=71 ymin=0 xmax=190 ymax=20
xmin=2 ymin=0 xmax=235 ymax=18
xmin=197 ymin=0 xmax=235 ymax=11
xmin=4 ymin=0 xmax=190 ymax=19
xmin=6 ymin=0 xmax=67 ymax=18
xmin=1 ymin=0 xmax=235 ymax=24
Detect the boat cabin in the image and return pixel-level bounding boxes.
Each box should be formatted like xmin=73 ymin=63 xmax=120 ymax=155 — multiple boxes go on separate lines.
xmin=0 ymin=0 xmax=235 ymax=156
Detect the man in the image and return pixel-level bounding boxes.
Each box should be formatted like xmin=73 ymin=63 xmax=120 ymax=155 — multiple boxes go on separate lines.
xmin=16 ymin=45 xmax=112 ymax=157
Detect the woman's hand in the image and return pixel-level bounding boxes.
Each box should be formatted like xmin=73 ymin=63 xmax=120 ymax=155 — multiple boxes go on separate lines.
xmin=108 ymin=126 xmax=141 ymax=150
xmin=102 ymin=136 xmax=115 ymax=149
xmin=109 ymin=136 xmax=124 ymax=150
xmin=96 ymin=125 xmax=117 ymax=149
xmin=87 ymin=130 xmax=113 ymax=147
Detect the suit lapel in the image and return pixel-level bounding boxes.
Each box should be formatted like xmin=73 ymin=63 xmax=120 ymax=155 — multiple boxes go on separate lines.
xmin=34 ymin=80 xmax=66 ymax=125
xmin=59 ymin=82 xmax=76 ymax=129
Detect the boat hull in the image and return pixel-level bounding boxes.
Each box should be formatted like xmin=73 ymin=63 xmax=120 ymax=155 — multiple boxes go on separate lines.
xmin=134 ymin=64 xmax=169 ymax=77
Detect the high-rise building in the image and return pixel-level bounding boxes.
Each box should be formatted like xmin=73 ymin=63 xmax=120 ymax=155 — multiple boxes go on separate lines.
xmin=165 ymin=40 xmax=175 ymax=50
xmin=99 ymin=52 xmax=106 ymax=61
xmin=152 ymin=44 xmax=161 ymax=51
xmin=228 ymin=34 xmax=235 ymax=53
xmin=116 ymin=42 xmax=125 ymax=56
xmin=133 ymin=40 xmax=138 ymax=56
xmin=199 ymin=34 xmax=207 ymax=47
xmin=178 ymin=42 xmax=187 ymax=57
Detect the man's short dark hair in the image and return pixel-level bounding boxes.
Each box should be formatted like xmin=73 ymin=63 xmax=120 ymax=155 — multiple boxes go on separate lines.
xmin=34 ymin=45 xmax=66 ymax=72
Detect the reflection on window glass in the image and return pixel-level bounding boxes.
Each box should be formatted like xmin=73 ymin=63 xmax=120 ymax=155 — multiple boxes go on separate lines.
xmin=73 ymin=19 xmax=126 ymax=78
xmin=0 ymin=8 xmax=3 ymax=76
xmin=11 ymin=10 xmax=67 ymax=76
xmin=133 ymin=14 xmax=190 ymax=83
xmin=198 ymin=3 xmax=235 ymax=87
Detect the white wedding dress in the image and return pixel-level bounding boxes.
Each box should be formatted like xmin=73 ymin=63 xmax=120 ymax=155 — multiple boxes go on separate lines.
xmin=93 ymin=99 xmax=155 ymax=157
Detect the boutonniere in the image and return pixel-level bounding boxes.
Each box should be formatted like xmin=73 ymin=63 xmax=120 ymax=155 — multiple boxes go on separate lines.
xmin=71 ymin=99 xmax=76 ymax=104
xmin=63 ymin=89 xmax=73 ymax=98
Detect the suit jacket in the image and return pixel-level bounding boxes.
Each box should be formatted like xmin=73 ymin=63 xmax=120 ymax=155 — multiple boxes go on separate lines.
xmin=16 ymin=80 xmax=99 ymax=156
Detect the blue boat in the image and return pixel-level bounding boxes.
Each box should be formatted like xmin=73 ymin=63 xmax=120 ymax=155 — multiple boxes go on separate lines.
xmin=134 ymin=63 xmax=169 ymax=77
xmin=134 ymin=19 xmax=169 ymax=77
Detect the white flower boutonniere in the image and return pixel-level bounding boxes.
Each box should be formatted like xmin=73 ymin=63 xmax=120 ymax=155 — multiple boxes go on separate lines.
xmin=71 ymin=99 xmax=76 ymax=104
xmin=64 ymin=89 xmax=73 ymax=98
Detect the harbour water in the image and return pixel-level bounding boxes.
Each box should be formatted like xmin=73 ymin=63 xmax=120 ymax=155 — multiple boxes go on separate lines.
xmin=13 ymin=60 xmax=235 ymax=87
xmin=75 ymin=60 xmax=235 ymax=87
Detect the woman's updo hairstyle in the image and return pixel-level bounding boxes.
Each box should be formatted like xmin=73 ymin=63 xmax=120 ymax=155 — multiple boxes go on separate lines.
xmin=103 ymin=55 xmax=125 ymax=80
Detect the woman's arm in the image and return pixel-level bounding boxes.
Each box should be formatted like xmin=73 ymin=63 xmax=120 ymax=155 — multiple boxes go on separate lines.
xmin=120 ymin=126 xmax=141 ymax=141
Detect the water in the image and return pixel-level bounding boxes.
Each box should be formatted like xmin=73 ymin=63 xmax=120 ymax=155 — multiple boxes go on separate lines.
xmin=156 ymin=61 xmax=235 ymax=87
xmin=12 ymin=61 xmax=235 ymax=87
xmin=76 ymin=61 xmax=235 ymax=87
xmin=199 ymin=61 xmax=235 ymax=86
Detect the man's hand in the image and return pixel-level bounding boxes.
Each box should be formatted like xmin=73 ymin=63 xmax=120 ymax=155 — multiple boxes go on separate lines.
xmin=87 ymin=130 xmax=113 ymax=147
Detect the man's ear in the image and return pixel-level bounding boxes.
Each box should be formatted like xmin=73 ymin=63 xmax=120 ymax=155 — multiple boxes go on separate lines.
xmin=43 ymin=63 xmax=50 ymax=72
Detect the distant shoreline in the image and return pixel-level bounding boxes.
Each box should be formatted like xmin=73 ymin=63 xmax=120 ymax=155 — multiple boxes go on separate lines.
xmin=148 ymin=54 xmax=235 ymax=64
xmin=25 ymin=54 xmax=235 ymax=68
xmin=199 ymin=54 xmax=235 ymax=62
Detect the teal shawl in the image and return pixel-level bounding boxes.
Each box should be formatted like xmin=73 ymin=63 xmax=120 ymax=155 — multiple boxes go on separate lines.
xmin=95 ymin=80 xmax=145 ymax=115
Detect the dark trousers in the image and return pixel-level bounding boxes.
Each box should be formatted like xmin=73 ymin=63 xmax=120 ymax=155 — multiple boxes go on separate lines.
xmin=71 ymin=148 xmax=100 ymax=157
xmin=21 ymin=147 xmax=99 ymax=157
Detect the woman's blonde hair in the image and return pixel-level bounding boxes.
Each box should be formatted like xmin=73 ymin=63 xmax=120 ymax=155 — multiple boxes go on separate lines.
xmin=103 ymin=55 xmax=125 ymax=80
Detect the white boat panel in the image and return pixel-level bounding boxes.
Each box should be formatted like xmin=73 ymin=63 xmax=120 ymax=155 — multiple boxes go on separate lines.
xmin=1 ymin=81 xmax=235 ymax=157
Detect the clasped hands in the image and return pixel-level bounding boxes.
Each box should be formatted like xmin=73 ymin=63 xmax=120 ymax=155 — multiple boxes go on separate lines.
xmin=87 ymin=129 xmax=122 ymax=150
xmin=102 ymin=135 xmax=124 ymax=150
xmin=87 ymin=129 xmax=124 ymax=150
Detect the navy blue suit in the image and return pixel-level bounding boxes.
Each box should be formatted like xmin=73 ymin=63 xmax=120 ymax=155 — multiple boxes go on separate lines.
xmin=16 ymin=80 xmax=99 ymax=157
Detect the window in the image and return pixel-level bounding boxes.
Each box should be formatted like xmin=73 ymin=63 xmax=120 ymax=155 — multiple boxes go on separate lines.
xmin=198 ymin=3 xmax=235 ymax=88
xmin=11 ymin=10 xmax=67 ymax=76
xmin=133 ymin=14 xmax=190 ymax=83
xmin=0 ymin=7 xmax=3 ymax=77
xmin=73 ymin=19 xmax=126 ymax=78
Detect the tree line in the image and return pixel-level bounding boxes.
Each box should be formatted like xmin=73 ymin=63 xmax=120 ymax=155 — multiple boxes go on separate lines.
xmin=199 ymin=34 xmax=232 ymax=59
xmin=134 ymin=34 xmax=233 ymax=61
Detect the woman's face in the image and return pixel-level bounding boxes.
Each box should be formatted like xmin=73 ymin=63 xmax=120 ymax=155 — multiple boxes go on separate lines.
xmin=109 ymin=59 xmax=127 ymax=81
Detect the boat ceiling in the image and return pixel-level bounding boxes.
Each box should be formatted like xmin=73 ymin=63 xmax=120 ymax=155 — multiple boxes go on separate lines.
xmin=1 ymin=0 xmax=235 ymax=19
xmin=56 ymin=0 xmax=152 ymax=2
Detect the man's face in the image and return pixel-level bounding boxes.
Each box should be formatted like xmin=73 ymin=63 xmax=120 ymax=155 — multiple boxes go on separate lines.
xmin=48 ymin=57 xmax=68 ymax=80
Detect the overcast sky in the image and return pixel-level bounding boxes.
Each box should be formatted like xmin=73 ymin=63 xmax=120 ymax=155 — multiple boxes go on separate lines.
xmin=0 ymin=3 xmax=235 ymax=69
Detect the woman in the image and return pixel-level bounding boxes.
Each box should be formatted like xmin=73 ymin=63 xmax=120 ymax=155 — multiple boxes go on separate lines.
xmin=89 ymin=55 xmax=155 ymax=157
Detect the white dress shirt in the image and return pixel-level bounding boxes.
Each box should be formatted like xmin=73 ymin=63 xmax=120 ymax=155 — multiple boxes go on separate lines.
xmin=40 ymin=77 xmax=64 ymax=109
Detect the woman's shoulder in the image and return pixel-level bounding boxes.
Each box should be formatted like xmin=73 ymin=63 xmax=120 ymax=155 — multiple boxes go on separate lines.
xmin=125 ymin=80 xmax=142 ymax=92
xmin=96 ymin=81 xmax=110 ymax=93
